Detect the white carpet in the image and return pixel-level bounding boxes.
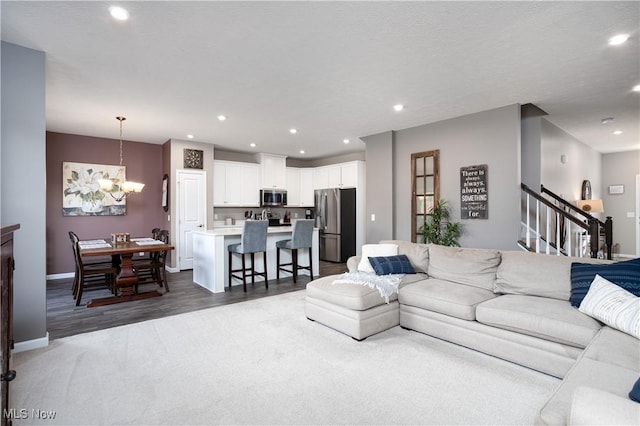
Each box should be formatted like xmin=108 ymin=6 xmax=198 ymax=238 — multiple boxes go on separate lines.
xmin=12 ymin=291 xmax=559 ymax=425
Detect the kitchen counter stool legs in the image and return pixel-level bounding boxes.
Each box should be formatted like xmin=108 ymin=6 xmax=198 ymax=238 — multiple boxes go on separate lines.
xmin=227 ymin=220 xmax=269 ymax=292
xmin=276 ymin=219 xmax=314 ymax=283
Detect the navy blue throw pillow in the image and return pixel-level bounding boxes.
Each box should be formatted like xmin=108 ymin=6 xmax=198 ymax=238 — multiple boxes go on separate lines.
xmin=368 ymin=255 xmax=415 ymax=275
xmin=629 ymin=377 xmax=640 ymax=403
xmin=570 ymin=258 xmax=640 ymax=307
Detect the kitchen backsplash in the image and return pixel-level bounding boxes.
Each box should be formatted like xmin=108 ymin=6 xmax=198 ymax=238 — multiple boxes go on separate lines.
xmin=213 ymin=206 xmax=310 ymax=226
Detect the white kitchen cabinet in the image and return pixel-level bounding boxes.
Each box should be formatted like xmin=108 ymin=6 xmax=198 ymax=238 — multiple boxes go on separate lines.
xmin=260 ymin=153 xmax=287 ymax=189
xmin=314 ymin=161 xmax=363 ymax=189
xmin=299 ymin=169 xmax=315 ymax=206
xmin=287 ymin=167 xmax=315 ymax=207
xmin=327 ymin=165 xmax=342 ymax=188
xmin=214 ymin=160 xmax=260 ymax=207
xmin=286 ymin=168 xmax=300 ymax=206
xmin=339 ymin=162 xmax=359 ymax=188
xmin=313 ymin=166 xmax=329 ymax=189
xmin=241 ymin=164 xmax=260 ymax=206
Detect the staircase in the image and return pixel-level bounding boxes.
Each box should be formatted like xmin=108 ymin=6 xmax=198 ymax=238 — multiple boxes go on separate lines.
xmin=519 ymin=184 xmax=613 ymax=259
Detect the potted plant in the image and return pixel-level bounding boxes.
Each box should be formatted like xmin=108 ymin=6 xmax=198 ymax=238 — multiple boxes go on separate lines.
xmin=420 ymin=199 xmax=462 ymax=246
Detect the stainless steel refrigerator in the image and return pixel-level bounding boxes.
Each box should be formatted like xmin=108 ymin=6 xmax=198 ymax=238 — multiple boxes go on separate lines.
xmin=314 ymin=188 xmax=356 ymax=262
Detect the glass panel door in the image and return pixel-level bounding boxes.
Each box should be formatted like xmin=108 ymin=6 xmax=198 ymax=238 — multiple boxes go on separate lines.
xmin=411 ymin=150 xmax=440 ymax=242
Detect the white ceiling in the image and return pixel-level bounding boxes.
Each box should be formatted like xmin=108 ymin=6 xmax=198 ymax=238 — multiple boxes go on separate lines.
xmin=2 ymin=1 xmax=638 ymax=159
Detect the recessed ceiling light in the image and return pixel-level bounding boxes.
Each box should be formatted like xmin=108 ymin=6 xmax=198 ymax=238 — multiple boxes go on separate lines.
xmin=608 ymin=34 xmax=629 ymax=46
xmin=250 ymin=143 xmax=256 ymax=148
xmin=613 ymin=130 xmax=624 ymax=135
xmin=289 ymin=128 xmax=297 ymax=134
xmin=393 ymin=104 xmax=404 ymax=112
xmin=601 ymin=117 xmax=615 ymax=125
xmin=186 ymin=134 xmax=194 ymax=139
xmin=343 ymin=139 xmax=350 ymax=144
xmin=217 ymin=115 xmax=227 ymax=121
xmin=109 ymin=6 xmax=129 ymax=21
xmin=633 ymin=84 xmax=640 ymax=92
xmin=299 ymin=150 xmax=305 ymax=154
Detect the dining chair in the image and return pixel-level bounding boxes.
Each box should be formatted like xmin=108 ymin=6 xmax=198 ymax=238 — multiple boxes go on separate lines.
xmin=133 ymin=230 xmax=170 ymax=292
xmin=68 ymin=231 xmax=115 ymax=297
xmin=132 ymin=227 xmax=162 ymax=280
xmin=71 ymin=239 xmax=118 ymax=306
xmin=228 ymin=220 xmax=269 ymax=292
xmin=275 ymin=219 xmax=314 ymax=283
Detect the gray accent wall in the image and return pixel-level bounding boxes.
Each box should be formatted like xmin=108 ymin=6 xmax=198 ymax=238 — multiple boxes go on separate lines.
xmin=602 ymin=150 xmax=640 ymax=256
xmin=521 ymin=116 xmax=542 ymax=190
xmin=361 ymin=131 xmax=395 ymax=243
xmin=365 ymin=104 xmax=522 ymax=250
xmin=1 ymin=42 xmax=47 ymax=343
xmin=541 ymin=119 xmax=602 ymax=202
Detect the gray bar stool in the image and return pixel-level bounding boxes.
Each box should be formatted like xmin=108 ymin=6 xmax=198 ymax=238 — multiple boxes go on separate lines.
xmin=228 ymin=220 xmax=269 ymax=292
xmin=276 ymin=219 xmax=314 ymax=283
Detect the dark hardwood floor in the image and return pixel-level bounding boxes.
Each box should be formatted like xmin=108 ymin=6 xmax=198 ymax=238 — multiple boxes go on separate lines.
xmin=47 ymin=261 xmax=347 ymax=340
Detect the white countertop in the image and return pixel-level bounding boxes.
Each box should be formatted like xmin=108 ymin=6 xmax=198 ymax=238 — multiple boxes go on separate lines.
xmin=196 ymin=226 xmax=302 ymax=236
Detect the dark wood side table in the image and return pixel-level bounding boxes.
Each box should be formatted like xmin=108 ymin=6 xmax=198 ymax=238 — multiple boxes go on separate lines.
xmin=1 ymin=224 xmax=19 ymax=426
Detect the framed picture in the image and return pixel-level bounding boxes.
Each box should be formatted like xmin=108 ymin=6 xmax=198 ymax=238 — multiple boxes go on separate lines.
xmin=608 ymin=184 xmax=624 ymax=195
xmin=184 ymin=149 xmax=204 ymax=169
xmin=62 ymin=162 xmax=126 ymax=216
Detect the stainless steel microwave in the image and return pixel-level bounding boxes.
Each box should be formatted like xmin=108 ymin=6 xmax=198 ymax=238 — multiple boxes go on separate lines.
xmin=260 ymin=189 xmax=287 ymax=207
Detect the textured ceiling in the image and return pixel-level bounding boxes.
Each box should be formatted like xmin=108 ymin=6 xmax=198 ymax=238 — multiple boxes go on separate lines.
xmin=2 ymin=1 xmax=638 ymax=158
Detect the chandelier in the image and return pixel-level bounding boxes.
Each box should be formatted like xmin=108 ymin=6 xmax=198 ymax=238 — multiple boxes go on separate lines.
xmin=98 ymin=116 xmax=145 ymax=202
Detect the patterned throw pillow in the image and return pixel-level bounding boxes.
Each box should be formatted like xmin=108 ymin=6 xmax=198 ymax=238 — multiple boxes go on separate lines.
xmin=570 ymin=258 xmax=640 ymax=307
xmin=368 ymin=255 xmax=416 ymax=275
xmin=578 ymin=274 xmax=640 ymax=339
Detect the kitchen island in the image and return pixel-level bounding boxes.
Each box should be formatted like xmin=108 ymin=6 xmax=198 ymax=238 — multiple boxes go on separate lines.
xmin=193 ymin=226 xmax=319 ymax=293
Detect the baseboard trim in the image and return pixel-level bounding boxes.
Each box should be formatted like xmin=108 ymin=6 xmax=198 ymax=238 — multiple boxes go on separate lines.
xmin=166 ymin=265 xmax=180 ymax=273
xmin=47 ymin=272 xmax=74 ymax=280
xmin=14 ymin=332 xmax=49 ymax=353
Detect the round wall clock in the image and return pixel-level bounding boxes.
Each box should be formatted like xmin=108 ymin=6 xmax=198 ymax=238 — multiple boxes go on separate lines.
xmin=184 ymin=149 xmax=204 ymax=169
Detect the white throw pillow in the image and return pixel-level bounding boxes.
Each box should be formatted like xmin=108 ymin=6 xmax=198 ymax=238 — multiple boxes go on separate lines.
xmin=358 ymin=243 xmax=398 ymax=274
xmin=578 ymin=274 xmax=640 ymax=339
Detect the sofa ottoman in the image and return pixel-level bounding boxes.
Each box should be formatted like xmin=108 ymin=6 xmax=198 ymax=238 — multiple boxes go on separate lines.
xmin=305 ymin=274 xmax=400 ymax=340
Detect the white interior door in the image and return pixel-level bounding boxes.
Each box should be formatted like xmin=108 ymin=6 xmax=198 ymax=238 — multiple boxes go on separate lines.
xmin=177 ymin=170 xmax=206 ymax=270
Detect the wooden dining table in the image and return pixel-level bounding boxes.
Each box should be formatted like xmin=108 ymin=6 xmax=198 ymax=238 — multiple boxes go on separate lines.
xmin=79 ymin=238 xmax=174 ymax=308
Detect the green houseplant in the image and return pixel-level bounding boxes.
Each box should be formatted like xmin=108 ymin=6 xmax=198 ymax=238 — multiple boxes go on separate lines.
xmin=420 ymin=199 xmax=462 ymax=246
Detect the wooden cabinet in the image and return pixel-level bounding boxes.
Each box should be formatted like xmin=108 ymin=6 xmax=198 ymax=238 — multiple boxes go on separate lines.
xmin=259 ymin=153 xmax=287 ymax=189
xmin=214 ymin=161 xmax=260 ymax=207
xmin=1 ymin=224 xmax=19 ymax=426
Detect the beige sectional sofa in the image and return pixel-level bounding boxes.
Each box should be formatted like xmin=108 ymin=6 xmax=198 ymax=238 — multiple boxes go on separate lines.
xmin=305 ymin=241 xmax=640 ymax=425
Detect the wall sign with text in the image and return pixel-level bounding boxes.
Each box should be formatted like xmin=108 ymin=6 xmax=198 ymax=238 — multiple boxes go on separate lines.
xmin=460 ymin=164 xmax=488 ymax=219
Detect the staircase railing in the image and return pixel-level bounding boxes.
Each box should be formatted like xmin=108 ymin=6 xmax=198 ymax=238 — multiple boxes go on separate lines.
xmin=520 ymin=183 xmax=613 ymax=259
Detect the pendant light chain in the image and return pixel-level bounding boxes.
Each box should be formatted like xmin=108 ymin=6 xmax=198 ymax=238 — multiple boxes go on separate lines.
xmin=117 ymin=116 xmax=126 ymax=167
xmin=98 ymin=115 xmax=144 ymax=200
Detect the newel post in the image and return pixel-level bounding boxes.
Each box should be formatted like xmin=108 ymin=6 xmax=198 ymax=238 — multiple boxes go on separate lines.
xmin=605 ymin=216 xmax=613 ymax=260
xmin=588 ymin=218 xmax=599 ymax=258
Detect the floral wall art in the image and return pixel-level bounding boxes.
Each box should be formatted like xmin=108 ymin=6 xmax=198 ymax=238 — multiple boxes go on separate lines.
xmin=62 ymin=161 xmax=126 ymax=216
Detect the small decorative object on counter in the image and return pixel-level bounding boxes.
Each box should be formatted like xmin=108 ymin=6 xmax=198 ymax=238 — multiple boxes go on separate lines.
xmin=111 ymin=232 xmax=131 ymax=244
